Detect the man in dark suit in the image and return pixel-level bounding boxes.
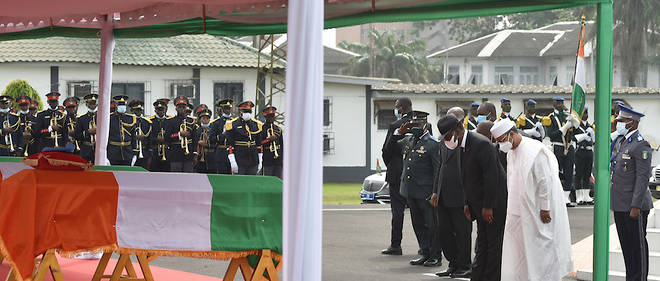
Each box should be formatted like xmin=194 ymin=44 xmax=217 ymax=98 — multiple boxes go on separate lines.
xmin=430 ymin=107 xmax=473 ymax=278
xmin=437 ymin=114 xmax=507 ymax=281
xmin=380 ymin=98 xmax=412 ymax=255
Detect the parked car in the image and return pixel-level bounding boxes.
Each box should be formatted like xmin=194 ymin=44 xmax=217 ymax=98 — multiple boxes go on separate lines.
xmin=360 ymin=172 xmax=390 ymax=203
xmin=649 ymin=166 xmax=660 ymax=199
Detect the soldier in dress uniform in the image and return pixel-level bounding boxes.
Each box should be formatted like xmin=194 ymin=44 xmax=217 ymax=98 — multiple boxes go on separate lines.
xmin=212 ymin=98 xmax=233 ymax=174
xmin=63 ymin=97 xmax=81 ymax=154
xmin=573 ymin=107 xmax=595 ymax=205
xmin=225 ymin=100 xmax=264 ymax=175
xmin=75 ymin=94 xmax=98 ymax=163
xmin=498 ymin=98 xmax=515 ymax=121
xmin=148 ymin=98 xmax=170 ymax=172
xmin=34 ymin=92 xmax=68 ymax=151
xmin=542 ymin=96 xmax=580 ymax=207
xmin=464 ymin=102 xmax=479 ymax=131
xmin=398 ymin=111 xmax=441 ymax=267
xmin=16 ymin=95 xmax=37 ymax=156
xmin=0 ymin=95 xmax=23 ymax=156
xmin=28 ymin=100 xmax=38 ymax=117
xmin=165 ymin=96 xmax=197 ymax=172
xmin=107 ymin=94 xmax=137 ymax=165
xmin=516 ymin=99 xmax=545 ymax=142
xmin=129 ymin=98 xmax=152 ymax=169
xmin=610 ymin=105 xmax=654 ymax=281
xmin=194 ymin=107 xmax=217 ymax=173
xmin=260 ymin=106 xmax=283 ymax=178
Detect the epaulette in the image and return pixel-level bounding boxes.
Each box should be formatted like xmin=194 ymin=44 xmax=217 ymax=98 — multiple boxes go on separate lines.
xmin=516 ymin=115 xmax=526 ymax=128
xmin=141 ymin=116 xmax=153 ymax=124
xmin=541 ymin=115 xmax=552 ymax=126
xmin=637 ymin=133 xmax=645 ymax=142
xmin=76 ymin=113 xmax=86 ymax=118
xmin=9 ymin=112 xmax=19 ymax=117
xmin=463 ymin=117 xmax=468 ymax=128
xmin=210 ymin=117 xmax=220 ymax=124
xmin=252 ymin=118 xmax=264 ymax=133
xmin=225 ymin=118 xmax=239 ymax=131
xmin=148 ymin=115 xmax=156 ymax=120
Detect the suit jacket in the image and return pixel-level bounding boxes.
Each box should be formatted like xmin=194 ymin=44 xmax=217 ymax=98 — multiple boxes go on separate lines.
xmin=433 ymin=144 xmax=466 ymax=208
xmin=398 ymin=133 xmax=441 ymax=200
xmin=382 ymin=113 xmax=410 ymax=191
xmin=460 ymin=131 xmax=507 ymax=215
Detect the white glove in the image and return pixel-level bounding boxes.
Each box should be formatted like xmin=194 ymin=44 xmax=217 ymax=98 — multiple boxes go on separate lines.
xmin=258 ymin=152 xmax=263 ymax=171
xmin=586 ymin=127 xmax=594 ymax=135
xmin=575 ymin=133 xmax=588 ymax=143
xmin=559 ymin=122 xmax=572 ymax=136
xmin=523 ymin=128 xmax=541 ymax=138
xmin=130 ymin=155 xmax=137 ymax=166
xmin=228 ymin=154 xmax=238 ymax=174
xmin=567 ymin=115 xmax=579 ymax=128
xmin=535 ymin=121 xmax=543 ymax=129
xmin=610 ymin=131 xmax=620 ymax=141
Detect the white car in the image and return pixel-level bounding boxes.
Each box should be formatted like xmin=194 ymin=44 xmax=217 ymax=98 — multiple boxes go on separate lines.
xmin=649 ymin=166 xmax=660 ymax=199
xmin=360 ymin=172 xmax=390 ymax=203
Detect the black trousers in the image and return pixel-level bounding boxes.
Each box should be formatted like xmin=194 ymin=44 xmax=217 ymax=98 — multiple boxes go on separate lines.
xmin=238 ymin=165 xmax=258 ymax=175
xmin=574 ymin=149 xmax=593 ymax=190
xmin=263 ymin=165 xmax=282 ymax=178
xmin=614 ymin=211 xmax=649 ymax=281
xmin=150 ymin=160 xmax=169 ymax=172
xmin=170 ymin=161 xmax=194 ymax=173
xmin=435 ymin=200 xmax=472 ymax=270
xmin=134 ymin=157 xmax=149 ymax=170
xmin=471 ymin=207 xmax=505 ymax=281
xmin=407 ymin=197 xmax=439 ymax=258
xmin=109 ymin=159 xmax=131 ymax=166
xmin=388 ymin=184 xmax=406 ymax=248
xmin=553 ymin=145 xmax=575 ymax=192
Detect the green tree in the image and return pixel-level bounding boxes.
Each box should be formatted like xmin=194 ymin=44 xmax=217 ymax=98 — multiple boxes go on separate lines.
xmin=1 ymin=79 xmax=43 ymax=110
xmin=613 ymin=0 xmax=659 ymax=86
xmin=339 ymin=29 xmax=435 ymax=83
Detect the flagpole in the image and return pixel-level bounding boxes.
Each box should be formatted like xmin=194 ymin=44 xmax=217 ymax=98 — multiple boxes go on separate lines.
xmin=565 ymin=14 xmax=587 ymax=154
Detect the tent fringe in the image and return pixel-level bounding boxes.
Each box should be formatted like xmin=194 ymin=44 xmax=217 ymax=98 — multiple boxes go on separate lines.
xmin=0 ymin=236 xmax=27 ymax=281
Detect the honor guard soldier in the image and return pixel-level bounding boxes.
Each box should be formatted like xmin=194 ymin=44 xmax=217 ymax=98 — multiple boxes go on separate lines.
xmin=108 ymin=94 xmax=137 ymax=165
xmin=75 ymin=94 xmax=98 ymax=163
xmin=260 ymin=106 xmax=283 ymax=178
xmin=149 ymin=98 xmax=171 ymax=172
xmin=212 ymin=98 xmax=233 ymax=174
xmin=194 ymin=104 xmax=209 ymax=125
xmin=225 ymin=100 xmax=264 ymax=175
xmin=63 ymin=97 xmax=81 ymax=154
xmin=17 ymin=95 xmax=37 ymax=156
xmin=398 ymin=111 xmax=441 ymax=266
xmin=129 ymin=98 xmax=152 ymax=169
xmin=573 ymin=107 xmax=594 ymax=205
xmin=35 ymin=92 xmax=68 ymax=151
xmin=610 ymin=105 xmax=654 ymax=281
xmin=28 ymin=100 xmax=38 ymax=117
xmin=516 ymin=99 xmax=545 ymax=142
xmin=464 ymin=102 xmax=479 ymax=131
xmin=165 ymin=96 xmax=197 ymax=172
xmin=498 ymin=98 xmax=515 ymax=121
xmin=194 ymin=107 xmax=217 ymax=173
xmin=0 ymin=95 xmax=23 ymax=156
xmin=543 ymin=96 xmax=580 ymax=207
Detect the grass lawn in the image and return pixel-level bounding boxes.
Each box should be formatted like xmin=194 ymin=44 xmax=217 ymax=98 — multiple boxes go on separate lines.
xmin=324 ymin=183 xmax=363 ymax=205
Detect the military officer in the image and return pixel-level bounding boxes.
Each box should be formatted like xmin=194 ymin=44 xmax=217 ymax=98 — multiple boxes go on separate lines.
xmin=16 ymin=95 xmax=37 ymax=156
xmin=464 ymin=102 xmax=479 ymax=131
xmin=34 ymin=92 xmax=68 ymax=151
xmin=610 ymin=105 xmax=654 ymax=281
xmin=0 ymin=95 xmax=23 ymax=156
xmin=108 ymin=94 xmax=137 ymax=165
xmin=75 ymin=94 xmax=98 ymax=162
xmin=149 ymin=98 xmax=170 ymax=172
xmin=212 ymin=98 xmax=234 ymax=174
xmin=498 ymin=98 xmax=515 ymax=121
xmin=398 ymin=111 xmax=441 ymax=267
xmin=63 ymin=96 xmax=81 ymax=154
xmin=225 ymin=100 xmax=264 ymax=175
xmin=516 ymin=99 xmax=545 ymax=142
xmin=129 ymin=98 xmax=152 ymax=169
xmin=28 ymin=100 xmax=38 ymax=117
xmin=573 ymin=107 xmax=594 ymax=205
xmin=260 ymin=106 xmax=283 ymax=178
xmin=165 ymin=96 xmax=197 ymax=172
xmin=543 ymin=96 xmax=580 ymax=207
xmin=194 ymin=107 xmax=217 ymax=173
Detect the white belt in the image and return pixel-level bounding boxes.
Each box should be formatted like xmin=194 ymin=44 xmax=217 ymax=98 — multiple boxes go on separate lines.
xmin=552 ymin=142 xmax=575 ymax=147
xmin=577 ymin=146 xmax=593 ymax=151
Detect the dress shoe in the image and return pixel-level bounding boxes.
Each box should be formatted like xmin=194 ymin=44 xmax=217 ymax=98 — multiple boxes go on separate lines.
xmin=409 ymin=255 xmax=429 ymax=265
xmin=380 ymin=246 xmax=402 ymax=255
xmin=435 ymin=267 xmax=455 ymax=277
xmin=566 ymin=202 xmax=576 ymax=208
xmin=450 ymin=268 xmax=472 ymax=278
xmin=423 ymin=258 xmax=442 ymax=267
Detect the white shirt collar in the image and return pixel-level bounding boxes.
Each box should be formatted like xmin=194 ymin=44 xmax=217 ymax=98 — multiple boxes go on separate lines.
xmin=460 ymin=129 xmax=468 ymax=148
xmin=625 ymin=129 xmax=638 ymax=139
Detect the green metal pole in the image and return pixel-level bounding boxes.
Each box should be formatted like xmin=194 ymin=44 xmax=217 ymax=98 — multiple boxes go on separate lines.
xmin=594 ymin=2 xmax=613 ymax=281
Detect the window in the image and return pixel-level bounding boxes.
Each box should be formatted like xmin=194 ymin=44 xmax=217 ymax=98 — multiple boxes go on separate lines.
xmin=566 ymin=66 xmax=574 ymax=86
xmin=549 ymin=66 xmax=558 ymax=86
xmin=111 ymin=83 xmax=145 ymax=103
xmin=213 ymin=82 xmax=243 ymax=115
xmin=168 ymin=80 xmax=195 ymax=100
xmin=469 ymin=65 xmax=483 ymax=85
xmin=494 ymin=66 xmax=514 ymax=85
xmin=447 ymin=65 xmax=460 ymax=84
xmin=519 ymin=66 xmax=539 ymax=85
xmin=67 ymin=81 xmax=97 ymax=101
xmin=323 ymin=133 xmax=335 ymax=154
xmin=323 ymin=98 xmax=332 ymax=127
xmin=376 ymin=109 xmax=396 ymax=130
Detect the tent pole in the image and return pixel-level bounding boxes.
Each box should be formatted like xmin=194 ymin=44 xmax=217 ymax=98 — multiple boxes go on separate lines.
xmin=283 ymin=0 xmax=323 ymax=280
xmin=95 ymin=15 xmax=115 ymax=166
xmin=593 ymin=3 xmax=613 ymax=281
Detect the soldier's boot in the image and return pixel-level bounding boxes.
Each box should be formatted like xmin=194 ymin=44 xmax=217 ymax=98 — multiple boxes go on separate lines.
xmin=581 ymin=190 xmax=594 ymax=205
xmin=564 ymin=191 xmax=575 ymax=207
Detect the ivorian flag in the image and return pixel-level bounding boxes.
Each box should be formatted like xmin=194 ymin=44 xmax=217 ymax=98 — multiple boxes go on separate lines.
xmin=571 ymin=20 xmax=587 ymax=120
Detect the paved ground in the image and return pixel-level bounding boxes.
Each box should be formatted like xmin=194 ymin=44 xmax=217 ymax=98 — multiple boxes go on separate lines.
xmin=145 ymin=203 xmax=602 ymax=281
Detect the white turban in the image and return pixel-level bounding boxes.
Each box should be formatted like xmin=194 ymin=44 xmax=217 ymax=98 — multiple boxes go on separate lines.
xmin=491 ymin=119 xmax=516 ymax=139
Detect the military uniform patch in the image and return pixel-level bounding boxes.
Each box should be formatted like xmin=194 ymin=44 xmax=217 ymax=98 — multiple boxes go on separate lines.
xmin=642 ymin=151 xmax=649 ymax=160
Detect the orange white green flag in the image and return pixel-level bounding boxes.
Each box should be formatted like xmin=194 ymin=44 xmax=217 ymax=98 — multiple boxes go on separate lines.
xmin=571 ymin=18 xmax=587 ymax=120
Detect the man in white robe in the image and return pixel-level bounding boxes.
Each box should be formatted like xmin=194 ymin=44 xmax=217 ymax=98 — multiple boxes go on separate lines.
xmin=491 ymin=119 xmax=573 ymax=281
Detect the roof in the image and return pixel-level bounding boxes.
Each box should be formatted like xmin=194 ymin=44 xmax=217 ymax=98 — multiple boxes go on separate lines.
xmin=0 ymin=34 xmax=286 ymax=68
xmin=324 ymin=74 xmax=399 ymax=86
xmin=324 ymin=45 xmax=360 ymax=64
xmin=372 ymin=83 xmax=660 ymax=96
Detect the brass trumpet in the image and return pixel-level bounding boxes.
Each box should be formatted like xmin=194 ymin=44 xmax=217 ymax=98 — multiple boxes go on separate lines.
xmin=50 ymin=115 xmax=59 ymax=148
xmin=90 ymin=116 xmax=96 ymax=144
xmin=3 ymin=119 xmax=14 ymax=153
xmin=136 ymin=124 xmax=144 ymax=159
xmin=267 ymin=124 xmax=279 ymax=159
xmin=68 ymin=120 xmax=79 ymax=151
xmin=158 ymin=128 xmax=167 ymax=161
xmin=23 ymin=121 xmax=32 ymax=156
xmin=198 ymin=127 xmax=209 ymax=163
xmin=180 ymin=122 xmax=190 ymax=155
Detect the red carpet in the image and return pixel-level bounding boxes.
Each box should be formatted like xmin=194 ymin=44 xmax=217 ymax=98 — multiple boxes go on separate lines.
xmin=0 ymin=255 xmax=222 ymax=281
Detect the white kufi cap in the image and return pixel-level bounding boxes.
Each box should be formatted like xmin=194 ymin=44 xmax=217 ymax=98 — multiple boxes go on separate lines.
xmin=490 ymin=119 xmax=516 ymax=139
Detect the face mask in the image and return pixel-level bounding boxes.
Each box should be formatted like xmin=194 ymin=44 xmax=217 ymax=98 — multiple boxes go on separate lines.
xmin=411 ymin=126 xmax=425 ymax=138
xmin=527 ymin=108 xmax=536 ymax=115
xmin=201 ymin=123 xmax=210 ymax=128
xmin=50 ymin=105 xmax=58 ymax=110
xmin=502 ymin=105 xmax=511 ymax=112
xmin=241 ymin=112 xmax=252 ymax=121
xmin=222 ymin=113 xmax=231 ymax=118
xmin=499 ymin=141 xmax=513 ymax=153
xmin=88 ymin=108 xmax=97 ymax=113
xmin=394 ymin=109 xmax=402 ymax=120
xmin=19 ymin=109 xmax=29 ymax=114
xmin=444 ymin=134 xmax=458 ymax=150
xmin=116 ymin=105 xmax=127 ymax=114
xmin=616 ymin=121 xmax=630 ymax=136
xmin=156 ymin=114 xmax=165 ymax=119
xmin=0 ymin=108 xmax=9 ymax=114
xmin=476 ymin=115 xmax=487 ymax=124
